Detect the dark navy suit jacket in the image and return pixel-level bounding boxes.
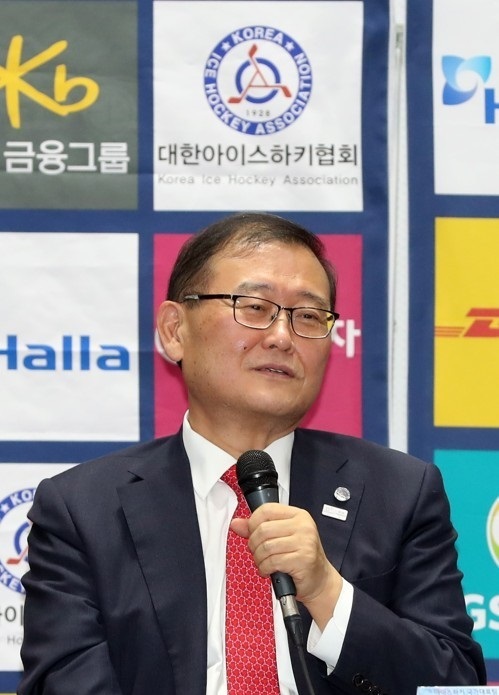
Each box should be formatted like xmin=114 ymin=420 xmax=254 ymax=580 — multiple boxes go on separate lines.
xmin=19 ymin=429 xmax=486 ymax=695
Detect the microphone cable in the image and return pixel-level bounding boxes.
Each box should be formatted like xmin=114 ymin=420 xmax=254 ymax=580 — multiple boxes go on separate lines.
xmin=282 ymin=603 xmax=317 ymax=695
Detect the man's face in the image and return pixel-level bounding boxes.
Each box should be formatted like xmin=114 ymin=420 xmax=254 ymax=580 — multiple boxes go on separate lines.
xmin=165 ymin=241 xmax=333 ymax=433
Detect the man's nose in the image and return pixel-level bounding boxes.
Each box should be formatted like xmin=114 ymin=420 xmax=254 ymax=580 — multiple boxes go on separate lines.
xmin=264 ymin=310 xmax=295 ymax=343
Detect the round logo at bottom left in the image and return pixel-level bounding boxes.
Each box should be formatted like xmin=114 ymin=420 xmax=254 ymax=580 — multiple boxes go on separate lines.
xmin=0 ymin=488 xmax=35 ymax=595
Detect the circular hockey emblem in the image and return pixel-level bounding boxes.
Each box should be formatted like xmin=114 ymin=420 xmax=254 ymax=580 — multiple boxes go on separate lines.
xmin=0 ymin=488 xmax=35 ymax=594
xmin=204 ymin=25 xmax=312 ymax=135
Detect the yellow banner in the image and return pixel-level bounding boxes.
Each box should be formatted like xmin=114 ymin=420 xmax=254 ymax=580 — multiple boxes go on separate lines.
xmin=435 ymin=217 xmax=499 ymax=427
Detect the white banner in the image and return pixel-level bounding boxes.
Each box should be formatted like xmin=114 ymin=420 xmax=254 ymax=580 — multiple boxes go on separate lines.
xmin=433 ymin=0 xmax=499 ymax=195
xmin=154 ymin=0 xmax=363 ymax=211
xmin=0 ymin=233 xmax=139 ymax=441
xmin=0 ymin=463 xmax=75 ymax=670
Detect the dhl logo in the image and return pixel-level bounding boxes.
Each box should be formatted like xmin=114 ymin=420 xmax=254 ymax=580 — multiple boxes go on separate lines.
xmin=435 ymin=308 xmax=499 ymax=338
xmin=0 ymin=35 xmax=99 ymax=128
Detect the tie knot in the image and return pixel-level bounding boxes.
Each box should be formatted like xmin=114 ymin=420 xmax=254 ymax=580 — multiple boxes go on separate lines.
xmin=222 ymin=464 xmax=249 ymax=516
xmin=221 ymin=464 xmax=239 ymax=492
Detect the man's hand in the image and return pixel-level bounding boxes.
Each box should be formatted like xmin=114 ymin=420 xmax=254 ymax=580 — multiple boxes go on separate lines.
xmin=231 ymin=503 xmax=343 ymax=630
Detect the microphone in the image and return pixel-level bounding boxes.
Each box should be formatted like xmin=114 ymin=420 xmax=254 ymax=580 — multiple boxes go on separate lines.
xmin=236 ymin=449 xmax=305 ymax=648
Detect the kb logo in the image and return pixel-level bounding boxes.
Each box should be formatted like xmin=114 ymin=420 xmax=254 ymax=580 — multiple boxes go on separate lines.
xmin=441 ymin=55 xmax=499 ymax=123
xmin=0 ymin=34 xmax=99 ymax=129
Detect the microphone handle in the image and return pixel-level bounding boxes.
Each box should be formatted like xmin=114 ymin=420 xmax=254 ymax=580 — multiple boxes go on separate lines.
xmin=243 ymin=481 xmax=305 ymax=649
xmin=245 ymin=487 xmax=297 ymax=599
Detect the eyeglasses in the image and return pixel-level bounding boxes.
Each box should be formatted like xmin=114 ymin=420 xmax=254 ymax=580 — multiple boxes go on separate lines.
xmin=181 ymin=294 xmax=339 ymax=339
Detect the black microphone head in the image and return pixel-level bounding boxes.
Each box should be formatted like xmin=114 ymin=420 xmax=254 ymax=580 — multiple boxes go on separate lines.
xmin=236 ymin=450 xmax=278 ymax=495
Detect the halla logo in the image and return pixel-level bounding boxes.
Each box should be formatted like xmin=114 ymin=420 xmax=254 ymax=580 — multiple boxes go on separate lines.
xmin=0 ymin=335 xmax=130 ymax=370
xmin=435 ymin=308 xmax=499 ymax=338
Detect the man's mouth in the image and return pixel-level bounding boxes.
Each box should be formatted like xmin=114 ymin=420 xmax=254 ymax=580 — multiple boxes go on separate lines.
xmin=256 ymin=366 xmax=292 ymax=377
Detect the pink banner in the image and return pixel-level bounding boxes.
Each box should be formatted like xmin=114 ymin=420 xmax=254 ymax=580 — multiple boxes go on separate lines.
xmin=153 ymin=233 xmax=362 ymax=437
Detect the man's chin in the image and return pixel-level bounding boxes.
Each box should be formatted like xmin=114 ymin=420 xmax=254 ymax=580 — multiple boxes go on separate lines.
xmin=245 ymin=398 xmax=310 ymax=428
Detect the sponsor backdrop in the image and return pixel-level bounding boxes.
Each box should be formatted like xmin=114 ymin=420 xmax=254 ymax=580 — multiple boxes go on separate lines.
xmin=0 ymin=0 xmax=390 ymax=692
xmin=0 ymin=0 xmax=389 ymax=689
xmin=4 ymin=0 xmax=497 ymax=690
xmin=407 ymin=0 xmax=499 ymax=684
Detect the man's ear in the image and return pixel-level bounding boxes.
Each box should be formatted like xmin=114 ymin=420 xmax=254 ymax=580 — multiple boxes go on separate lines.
xmin=156 ymin=301 xmax=185 ymax=364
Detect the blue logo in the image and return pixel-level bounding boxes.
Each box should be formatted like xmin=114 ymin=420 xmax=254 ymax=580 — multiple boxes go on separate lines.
xmin=441 ymin=55 xmax=499 ymax=123
xmin=204 ymin=25 xmax=312 ymax=135
xmin=0 ymin=488 xmax=35 ymax=595
xmin=0 ymin=335 xmax=130 ymax=370
xmin=442 ymin=55 xmax=491 ymax=105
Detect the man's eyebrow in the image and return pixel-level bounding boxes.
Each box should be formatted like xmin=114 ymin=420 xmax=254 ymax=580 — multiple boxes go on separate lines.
xmin=233 ymin=282 xmax=330 ymax=308
xmin=234 ymin=281 xmax=273 ymax=294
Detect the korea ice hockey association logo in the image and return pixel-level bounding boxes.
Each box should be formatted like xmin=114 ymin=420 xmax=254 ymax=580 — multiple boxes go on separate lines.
xmin=204 ymin=25 xmax=312 ymax=135
xmin=0 ymin=488 xmax=34 ymax=595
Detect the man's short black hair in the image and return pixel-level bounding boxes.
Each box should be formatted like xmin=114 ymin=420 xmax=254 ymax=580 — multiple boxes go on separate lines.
xmin=167 ymin=212 xmax=337 ymax=310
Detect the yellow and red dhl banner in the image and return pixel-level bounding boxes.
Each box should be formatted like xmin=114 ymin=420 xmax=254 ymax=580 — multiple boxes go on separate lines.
xmin=435 ymin=217 xmax=499 ymax=427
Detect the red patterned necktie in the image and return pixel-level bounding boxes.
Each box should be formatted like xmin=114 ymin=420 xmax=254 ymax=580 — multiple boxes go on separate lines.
xmin=221 ymin=464 xmax=280 ymax=695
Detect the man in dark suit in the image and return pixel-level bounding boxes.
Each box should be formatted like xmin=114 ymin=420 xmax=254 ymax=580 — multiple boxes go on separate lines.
xmin=19 ymin=212 xmax=485 ymax=695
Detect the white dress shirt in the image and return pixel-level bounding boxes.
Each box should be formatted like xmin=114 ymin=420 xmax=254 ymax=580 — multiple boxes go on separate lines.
xmin=182 ymin=412 xmax=353 ymax=695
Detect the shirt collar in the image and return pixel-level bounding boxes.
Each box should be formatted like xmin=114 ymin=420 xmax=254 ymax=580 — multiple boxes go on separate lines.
xmin=182 ymin=411 xmax=293 ymax=500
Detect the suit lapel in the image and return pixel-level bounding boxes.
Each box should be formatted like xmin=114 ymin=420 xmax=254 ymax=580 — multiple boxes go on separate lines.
xmin=117 ymin=433 xmax=207 ymax=695
xmin=290 ymin=429 xmax=364 ymax=575
xmin=288 ymin=430 xmax=365 ymax=692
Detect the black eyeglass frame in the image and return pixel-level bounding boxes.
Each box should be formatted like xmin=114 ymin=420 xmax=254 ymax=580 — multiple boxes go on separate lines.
xmin=181 ymin=293 xmax=339 ymax=339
